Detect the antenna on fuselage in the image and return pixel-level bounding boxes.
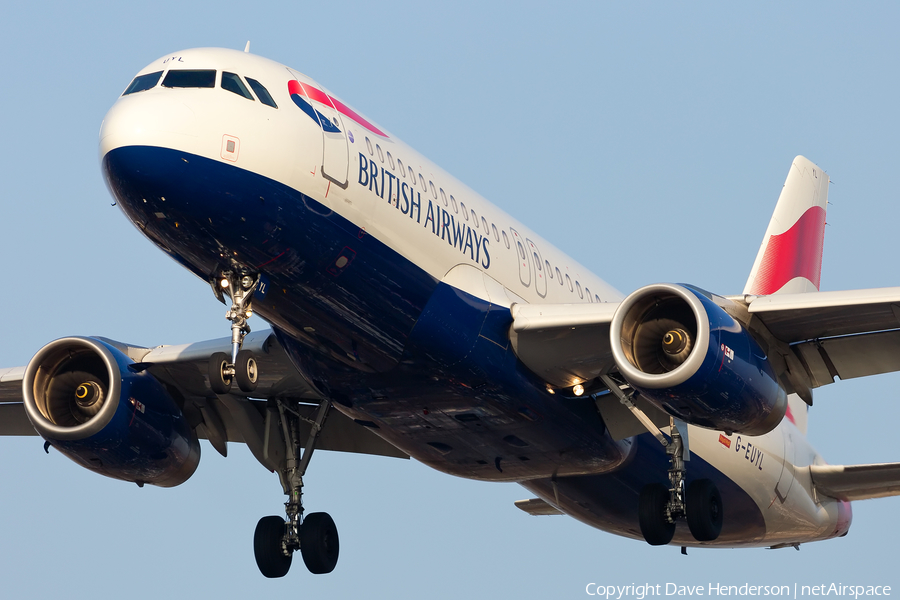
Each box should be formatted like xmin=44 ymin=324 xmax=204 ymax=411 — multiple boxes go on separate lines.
xmin=244 ymin=41 xmax=250 ymax=53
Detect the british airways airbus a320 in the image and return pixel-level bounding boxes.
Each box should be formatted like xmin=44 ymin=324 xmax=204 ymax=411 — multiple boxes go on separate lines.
xmin=2 ymin=46 xmax=899 ymax=578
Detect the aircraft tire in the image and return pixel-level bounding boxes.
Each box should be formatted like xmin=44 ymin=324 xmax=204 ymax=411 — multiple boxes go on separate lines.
xmin=254 ymin=516 xmax=292 ymax=578
xmin=686 ymin=479 xmax=723 ymax=541
xmin=209 ymin=352 xmax=233 ymax=394
xmin=639 ymin=483 xmax=675 ymax=546
xmin=235 ymin=349 xmax=259 ymax=392
xmin=300 ymin=512 xmax=340 ymax=574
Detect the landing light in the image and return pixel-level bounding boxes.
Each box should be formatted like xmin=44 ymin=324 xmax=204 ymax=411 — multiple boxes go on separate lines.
xmin=220 ymin=279 xmax=230 ymax=289
xmin=572 ymin=384 xmax=585 ymax=397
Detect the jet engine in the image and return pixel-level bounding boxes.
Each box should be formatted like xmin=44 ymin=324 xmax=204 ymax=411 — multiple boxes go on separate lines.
xmin=609 ymin=283 xmax=786 ymax=435
xmin=22 ymin=337 xmax=200 ymax=487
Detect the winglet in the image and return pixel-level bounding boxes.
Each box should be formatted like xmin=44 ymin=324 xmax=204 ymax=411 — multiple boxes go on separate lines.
xmin=244 ymin=41 xmax=251 ymax=53
xmin=743 ymin=156 xmax=829 ymax=296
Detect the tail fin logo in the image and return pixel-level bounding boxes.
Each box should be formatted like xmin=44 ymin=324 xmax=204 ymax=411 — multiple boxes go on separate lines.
xmin=748 ymin=205 xmax=826 ymax=296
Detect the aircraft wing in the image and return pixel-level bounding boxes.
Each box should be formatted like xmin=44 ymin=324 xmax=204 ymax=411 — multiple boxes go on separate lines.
xmin=810 ymin=463 xmax=900 ymax=501
xmin=510 ymin=286 xmax=900 ymax=393
xmin=735 ymin=287 xmax=900 ymax=387
xmin=0 ymin=331 xmax=407 ymax=461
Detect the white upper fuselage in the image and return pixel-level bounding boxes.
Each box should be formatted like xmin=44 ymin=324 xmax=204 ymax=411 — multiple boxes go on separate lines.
xmin=99 ymin=47 xmax=620 ymax=310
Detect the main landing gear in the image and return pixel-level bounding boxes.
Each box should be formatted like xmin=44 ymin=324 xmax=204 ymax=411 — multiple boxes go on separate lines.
xmin=599 ymin=375 xmax=723 ymax=547
xmin=206 ymin=271 xmax=339 ymax=576
xmin=254 ymin=398 xmax=339 ymax=578
xmin=209 ymin=272 xmax=259 ymax=395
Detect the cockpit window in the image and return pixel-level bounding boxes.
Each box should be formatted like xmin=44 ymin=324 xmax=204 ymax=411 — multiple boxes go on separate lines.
xmin=162 ymin=70 xmax=216 ymax=88
xmin=123 ymin=71 xmax=162 ymax=95
xmin=221 ymin=72 xmax=254 ymax=100
xmin=246 ymin=77 xmax=278 ymax=108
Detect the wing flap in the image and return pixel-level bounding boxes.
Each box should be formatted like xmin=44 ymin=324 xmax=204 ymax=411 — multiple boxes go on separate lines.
xmin=0 ymin=367 xmax=24 ymax=403
xmin=0 ymin=404 xmax=36 ymax=435
xmin=794 ymin=330 xmax=900 ymax=387
xmin=810 ymin=463 xmax=900 ymax=501
xmin=514 ymin=498 xmax=563 ymax=516
xmin=509 ymin=302 xmax=619 ymax=388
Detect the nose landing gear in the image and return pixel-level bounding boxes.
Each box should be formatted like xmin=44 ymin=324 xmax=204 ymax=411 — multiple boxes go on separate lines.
xmin=209 ymin=272 xmax=259 ymax=394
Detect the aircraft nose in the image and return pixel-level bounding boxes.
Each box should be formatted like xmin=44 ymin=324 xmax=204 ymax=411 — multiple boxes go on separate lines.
xmin=99 ymin=94 xmax=197 ymax=160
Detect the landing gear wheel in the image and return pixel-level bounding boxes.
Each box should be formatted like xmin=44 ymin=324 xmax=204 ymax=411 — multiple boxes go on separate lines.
xmin=254 ymin=516 xmax=292 ymax=578
xmin=235 ymin=349 xmax=259 ymax=392
xmin=300 ymin=512 xmax=340 ymax=574
xmin=209 ymin=352 xmax=233 ymax=394
xmin=686 ymin=479 xmax=723 ymax=542
xmin=639 ymin=483 xmax=675 ymax=546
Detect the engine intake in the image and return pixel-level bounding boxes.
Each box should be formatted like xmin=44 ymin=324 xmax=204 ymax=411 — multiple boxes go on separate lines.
xmin=23 ymin=337 xmax=200 ymax=487
xmin=610 ymin=284 xmax=786 ymax=435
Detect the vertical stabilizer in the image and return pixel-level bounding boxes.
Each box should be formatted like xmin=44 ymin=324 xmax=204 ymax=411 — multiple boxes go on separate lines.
xmin=743 ymin=156 xmax=829 ymax=296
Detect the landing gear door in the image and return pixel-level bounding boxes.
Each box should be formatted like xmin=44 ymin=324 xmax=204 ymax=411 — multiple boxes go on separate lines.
xmin=287 ymin=70 xmax=350 ymax=188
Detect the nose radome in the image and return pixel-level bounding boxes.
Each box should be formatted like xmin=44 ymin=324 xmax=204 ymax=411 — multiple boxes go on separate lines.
xmin=99 ymin=94 xmax=198 ymax=160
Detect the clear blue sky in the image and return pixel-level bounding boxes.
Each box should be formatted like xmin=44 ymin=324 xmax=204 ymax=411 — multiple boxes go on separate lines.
xmin=1 ymin=2 xmax=898 ymax=598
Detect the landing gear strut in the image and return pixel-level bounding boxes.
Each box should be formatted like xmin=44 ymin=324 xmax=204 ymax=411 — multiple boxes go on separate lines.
xmin=253 ymin=398 xmax=339 ymax=577
xmin=209 ymin=272 xmax=259 ymax=394
xmin=599 ymin=374 xmax=723 ymax=546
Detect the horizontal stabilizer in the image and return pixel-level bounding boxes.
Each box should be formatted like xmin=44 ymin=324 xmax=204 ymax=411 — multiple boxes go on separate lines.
xmin=810 ymin=463 xmax=900 ymax=501
xmin=514 ymin=498 xmax=563 ymax=516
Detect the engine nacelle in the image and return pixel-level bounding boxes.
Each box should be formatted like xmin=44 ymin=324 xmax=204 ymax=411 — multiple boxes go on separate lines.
xmin=23 ymin=337 xmax=200 ymax=487
xmin=610 ymin=284 xmax=786 ymax=435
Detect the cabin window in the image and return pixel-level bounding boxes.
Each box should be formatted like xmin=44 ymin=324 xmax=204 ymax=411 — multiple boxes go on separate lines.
xmin=576 ymin=281 xmax=584 ymax=299
xmin=123 ymin=71 xmax=162 ymax=95
xmin=492 ymin=223 xmax=499 ymax=241
xmin=221 ymin=72 xmax=254 ymax=100
xmin=566 ymin=274 xmax=573 ymax=292
xmin=246 ymin=78 xmax=277 ymax=107
xmin=482 ymin=217 xmax=489 ymax=233
xmin=387 ymin=152 xmax=395 ymax=169
xmin=503 ymin=230 xmax=510 ymax=249
xmin=585 ymin=288 xmax=593 ymax=302
xmin=461 ymin=203 xmax=469 ymax=220
xmin=471 ymin=209 xmax=478 ymax=226
xmin=376 ymin=144 xmax=384 ymax=163
xmin=440 ymin=188 xmax=448 ymax=206
xmin=365 ymin=137 xmax=374 ymax=156
xmin=408 ymin=166 xmax=416 ymax=181
xmin=545 ymin=260 xmax=552 ymax=277
xmin=430 ymin=181 xmax=438 ymax=199
xmin=450 ymin=194 xmax=458 ymax=213
xmin=418 ymin=173 xmax=427 ymax=191
xmin=162 ymin=70 xmax=216 ymax=88
xmin=398 ymin=159 xmax=405 ymax=176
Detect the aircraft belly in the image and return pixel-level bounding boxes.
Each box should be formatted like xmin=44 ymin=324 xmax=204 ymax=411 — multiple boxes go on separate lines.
xmin=276 ymin=281 xmax=637 ymax=482
xmin=520 ymin=434 xmax=769 ymax=547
